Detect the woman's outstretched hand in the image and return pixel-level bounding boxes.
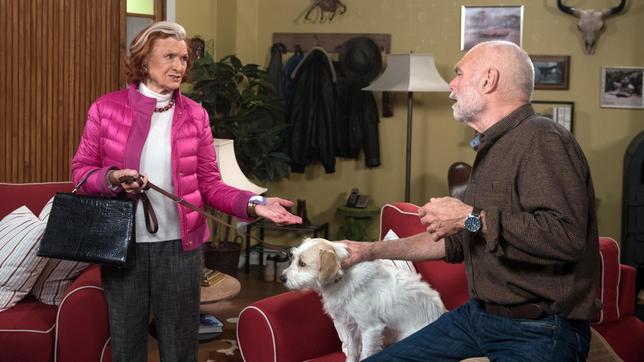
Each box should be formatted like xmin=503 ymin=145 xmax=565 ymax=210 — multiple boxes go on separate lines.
xmin=255 ymin=197 xmax=302 ymax=225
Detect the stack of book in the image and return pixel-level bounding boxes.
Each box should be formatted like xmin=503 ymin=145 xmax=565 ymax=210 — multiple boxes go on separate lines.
xmin=199 ymin=313 xmax=224 ymax=334
xmin=201 ymin=268 xmax=226 ymax=287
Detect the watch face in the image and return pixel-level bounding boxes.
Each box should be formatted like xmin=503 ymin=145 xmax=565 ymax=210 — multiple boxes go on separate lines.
xmin=465 ymin=215 xmax=481 ymax=232
xmin=249 ymin=195 xmax=267 ymax=205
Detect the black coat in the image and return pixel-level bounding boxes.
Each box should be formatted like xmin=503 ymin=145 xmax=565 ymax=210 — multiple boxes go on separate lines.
xmin=288 ymin=48 xmax=337 ymax=173
xmin=335 ymin=64 xmax=380 ymax=167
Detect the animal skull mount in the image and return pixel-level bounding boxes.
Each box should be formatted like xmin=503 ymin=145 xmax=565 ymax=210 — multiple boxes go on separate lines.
xmin=557 ymin=0 xmax=626 ymax=55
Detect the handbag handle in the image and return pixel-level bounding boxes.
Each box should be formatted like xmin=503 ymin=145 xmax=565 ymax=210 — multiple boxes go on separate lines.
xmin=72 ymin=169 xmax=101 ymax=193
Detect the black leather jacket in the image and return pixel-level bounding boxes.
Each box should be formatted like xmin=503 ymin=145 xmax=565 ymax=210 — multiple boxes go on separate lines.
xmin=288 ymin=48 xmax=337 ymax=173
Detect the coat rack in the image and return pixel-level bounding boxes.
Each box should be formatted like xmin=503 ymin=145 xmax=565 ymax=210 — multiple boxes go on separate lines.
xmin=272 ymin=32 xmax=391 ymax=54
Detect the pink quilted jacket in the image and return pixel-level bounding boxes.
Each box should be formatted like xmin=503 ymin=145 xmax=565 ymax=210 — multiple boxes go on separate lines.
xmin=71 ymin=84 xmax=254 ymax=251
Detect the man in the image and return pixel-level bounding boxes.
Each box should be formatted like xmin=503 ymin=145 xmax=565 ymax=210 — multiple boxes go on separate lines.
xmin=342 ymin=41 xmax=599 ymax=361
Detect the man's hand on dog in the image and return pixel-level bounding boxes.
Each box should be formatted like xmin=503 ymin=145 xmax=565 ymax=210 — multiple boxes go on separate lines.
xmin=418 ymin=197 xmax=472 ymax=241
xmin=338 ymin=240 xmax=374 ymax=269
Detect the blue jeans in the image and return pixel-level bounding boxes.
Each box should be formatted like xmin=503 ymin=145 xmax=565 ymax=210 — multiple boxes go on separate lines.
xmin=365 ymin=299 xmax=590 ymax=362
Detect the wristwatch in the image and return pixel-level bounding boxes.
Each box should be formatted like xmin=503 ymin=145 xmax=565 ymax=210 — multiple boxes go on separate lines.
xmin=247 ymin=196 xmax=267 ymax=218
xmin=464 ymin=206 xmax=482 ymax=233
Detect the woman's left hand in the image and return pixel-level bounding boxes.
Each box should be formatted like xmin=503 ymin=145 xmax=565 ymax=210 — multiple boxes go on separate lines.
xmin=255 ymin=198 xmax=302 ymax=225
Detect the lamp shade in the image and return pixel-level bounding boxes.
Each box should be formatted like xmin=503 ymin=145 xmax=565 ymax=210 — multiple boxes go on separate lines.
xmin=214 ymin=138 xmax=267 ymax=194
xmin=362 ymin=53 xmax=449 ymax=92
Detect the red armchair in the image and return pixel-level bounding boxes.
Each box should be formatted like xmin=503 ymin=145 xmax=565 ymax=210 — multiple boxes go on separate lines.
xmin=0 ymin=182 xmax=111 ymax=362
xmin=237 ymin=202 xmax=644 ymax=362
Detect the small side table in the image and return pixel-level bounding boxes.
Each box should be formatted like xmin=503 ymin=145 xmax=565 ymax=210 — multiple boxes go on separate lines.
xmin=245 ymin=219 xmax=329 ymax=273
xmin=198 ymin=273 xmax=241 ymax=343
xmin=200 ymin=274 xmax=241 ymax=304
xmin=336 ymin=205 xmax=381 ymax=241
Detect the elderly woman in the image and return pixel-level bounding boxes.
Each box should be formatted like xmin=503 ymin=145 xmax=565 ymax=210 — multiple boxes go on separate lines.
xmin=71 ymin=21 xmax=301 ymax=362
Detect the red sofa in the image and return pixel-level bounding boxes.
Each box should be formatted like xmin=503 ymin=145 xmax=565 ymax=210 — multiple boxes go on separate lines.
xmin=0 ymin=182 xmax=112 ymax=362
xmin=237 ymin=202 xmax=644 ymax=362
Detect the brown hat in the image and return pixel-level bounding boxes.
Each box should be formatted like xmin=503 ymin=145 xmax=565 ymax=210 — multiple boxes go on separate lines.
xmin=340 ymin=37 xmax=383 ymax=86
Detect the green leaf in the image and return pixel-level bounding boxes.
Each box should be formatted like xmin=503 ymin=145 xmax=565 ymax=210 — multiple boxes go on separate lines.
xmin=187 ymin=50 xmax=291 ymax=182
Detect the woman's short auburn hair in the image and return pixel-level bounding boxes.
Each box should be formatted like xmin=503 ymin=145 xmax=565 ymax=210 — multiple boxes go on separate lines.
xmin=125 ymin=21 xmax=193 ymax=85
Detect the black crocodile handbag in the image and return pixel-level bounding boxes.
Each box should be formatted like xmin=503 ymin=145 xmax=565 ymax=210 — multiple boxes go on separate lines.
xmin=38 ymin=170 xmax=135 ymax=267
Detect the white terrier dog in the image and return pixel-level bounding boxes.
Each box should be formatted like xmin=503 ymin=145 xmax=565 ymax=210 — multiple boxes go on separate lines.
xmin=280 ymin=238 xmax=445 ymax=362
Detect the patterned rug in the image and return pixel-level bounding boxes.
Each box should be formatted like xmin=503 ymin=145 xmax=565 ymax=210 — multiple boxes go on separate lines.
xmin=204 ymin=318 xmax=243 ymax=362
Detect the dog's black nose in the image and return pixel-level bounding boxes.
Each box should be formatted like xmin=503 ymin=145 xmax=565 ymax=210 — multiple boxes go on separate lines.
xmin=280 ymin=274 xmax=287 ymax=283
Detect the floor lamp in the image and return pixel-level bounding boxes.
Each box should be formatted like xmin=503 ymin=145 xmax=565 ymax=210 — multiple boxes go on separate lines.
xmin=363 ymin=54 xmax=449 ymax=202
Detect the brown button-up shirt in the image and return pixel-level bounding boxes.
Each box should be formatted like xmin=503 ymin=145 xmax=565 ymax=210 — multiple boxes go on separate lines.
xmin=444 ymin=104 xmax=599 ymax=321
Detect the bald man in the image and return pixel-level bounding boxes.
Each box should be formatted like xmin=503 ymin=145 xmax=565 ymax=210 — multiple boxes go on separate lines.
xmin=341 ymin=41 xmax=599 ymax=361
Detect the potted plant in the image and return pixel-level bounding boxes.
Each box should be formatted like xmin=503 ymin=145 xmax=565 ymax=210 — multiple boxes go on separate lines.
xmin=186 ymin=53 xmax=290 ymax=275
xmin=186 ymin=53 xmax=290 ymax=182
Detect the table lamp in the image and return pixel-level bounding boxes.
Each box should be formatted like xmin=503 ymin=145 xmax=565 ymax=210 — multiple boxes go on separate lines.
xmin=214 ymin=138 xmax=267 ymax=194
xmin=202 ymin=139 xmax=266 ymax=284
xmin=363 ymin=53 xmax=449 ymax=202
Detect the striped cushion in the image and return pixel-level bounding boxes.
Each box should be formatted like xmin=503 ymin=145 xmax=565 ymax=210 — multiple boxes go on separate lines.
xmin=29 ymin=197 xmax=89 ymax=305
xmin=0 ymin=206 xmax=48 ymax=311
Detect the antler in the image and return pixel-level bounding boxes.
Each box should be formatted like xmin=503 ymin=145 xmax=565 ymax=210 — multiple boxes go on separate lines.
xmin=557 ymin=0 xmax=576 ymax=16
xmin=557 ymin=0 xmax=626 ymax=17
xmin=557 ymin=0 xmax=627 ymax=54
xmin=603 ymin=0 xmax=626 ymax=17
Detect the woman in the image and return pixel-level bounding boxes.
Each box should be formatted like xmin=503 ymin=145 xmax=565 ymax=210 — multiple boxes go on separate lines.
xmin=71 ymin=21 xmax=300 ymax=362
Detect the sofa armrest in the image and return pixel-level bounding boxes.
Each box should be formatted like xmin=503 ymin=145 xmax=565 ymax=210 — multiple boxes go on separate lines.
xmin=237 ymin=290 xmax=341 ymax=362
xmin=618 ymin=264 xmax=636 ymax=317
xmin=55 ymin=265 xmax=110 ymax=362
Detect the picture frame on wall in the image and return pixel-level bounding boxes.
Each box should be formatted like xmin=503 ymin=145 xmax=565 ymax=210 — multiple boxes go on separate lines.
xmin=532 ymin=100 xmax=574 ymax=134
xmin=461 ymin=5 xmax=523 ymax=51
xmin=600 ymin=66 xmax=644 ymax=109
xmin=530 ymin=55 xmax=570 ymax=90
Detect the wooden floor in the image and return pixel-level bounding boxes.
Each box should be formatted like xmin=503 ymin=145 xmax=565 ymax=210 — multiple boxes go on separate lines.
xmin=147 ymin=265 xmax=288 ymax=362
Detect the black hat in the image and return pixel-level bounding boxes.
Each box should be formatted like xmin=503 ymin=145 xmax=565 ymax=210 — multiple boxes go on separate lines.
xmin=340 ymin=37 xmax=383 ymax=86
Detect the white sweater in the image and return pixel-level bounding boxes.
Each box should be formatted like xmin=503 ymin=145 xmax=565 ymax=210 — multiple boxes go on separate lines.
xmin=135 ymin=83 xmax=181 ymax=243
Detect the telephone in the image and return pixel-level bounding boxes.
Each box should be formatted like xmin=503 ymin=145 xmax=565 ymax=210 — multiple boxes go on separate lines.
xmin=346 ymin=188 xmax=360 ymax=207
xmin=345 ymin=188 xmax=370 ymax=208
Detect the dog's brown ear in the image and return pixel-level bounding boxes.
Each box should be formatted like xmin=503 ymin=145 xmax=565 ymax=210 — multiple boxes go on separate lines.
xmin=319 ymin=249 xmax=341 ymax=285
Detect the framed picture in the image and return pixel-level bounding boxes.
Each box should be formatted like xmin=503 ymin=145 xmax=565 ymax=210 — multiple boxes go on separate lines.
xmin=530 ymin=55 xmax=570 ymax=90
xmin=600 ymin=66 xmax=644 ymax=109
xmin=532 ymin=100 xmax=574 ymax=134
xmin=461 ymin=5 xmax=523 ymax=51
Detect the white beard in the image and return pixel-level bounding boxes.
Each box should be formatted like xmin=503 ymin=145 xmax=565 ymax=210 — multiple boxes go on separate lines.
xmin=450 ymin=86 xmax=484 ymax=123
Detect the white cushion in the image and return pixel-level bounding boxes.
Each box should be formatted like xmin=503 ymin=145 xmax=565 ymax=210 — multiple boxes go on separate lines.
xmin=381 ymin=229 xmax=416 ymax=273
xmin=0 ymin=206 xmax=48 ymax=310
xmin=29 ymin=197 xmax=89 ymax=305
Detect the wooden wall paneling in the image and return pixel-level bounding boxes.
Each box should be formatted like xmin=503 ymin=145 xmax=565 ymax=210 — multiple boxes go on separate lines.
xmin=46 ymin=0 xmax=54 ymax=179
xmin=0 ymin=0 xmax=122 ymax=182
xmin=1 ymin=0 xmax=7 ymax=179
xmin=1 ymin=0 xmax=7 ymax=180
xmin=17 ymin=0 xmax=25 ymax=181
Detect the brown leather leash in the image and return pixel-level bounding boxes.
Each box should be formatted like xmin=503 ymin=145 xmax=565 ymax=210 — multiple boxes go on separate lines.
xmin=118 ymin=175 xmax=290 ymax=253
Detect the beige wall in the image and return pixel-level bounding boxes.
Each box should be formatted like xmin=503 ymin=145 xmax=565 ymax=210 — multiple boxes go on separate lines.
xmin=175 ymin=0 xmax=218 ymax=52
xmin=178 ymin=0 xmax=644 ymax=243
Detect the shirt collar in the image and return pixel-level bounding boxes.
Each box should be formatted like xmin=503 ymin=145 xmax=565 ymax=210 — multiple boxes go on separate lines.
xmin=469 ymin=103 xmax=535 ymax=152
